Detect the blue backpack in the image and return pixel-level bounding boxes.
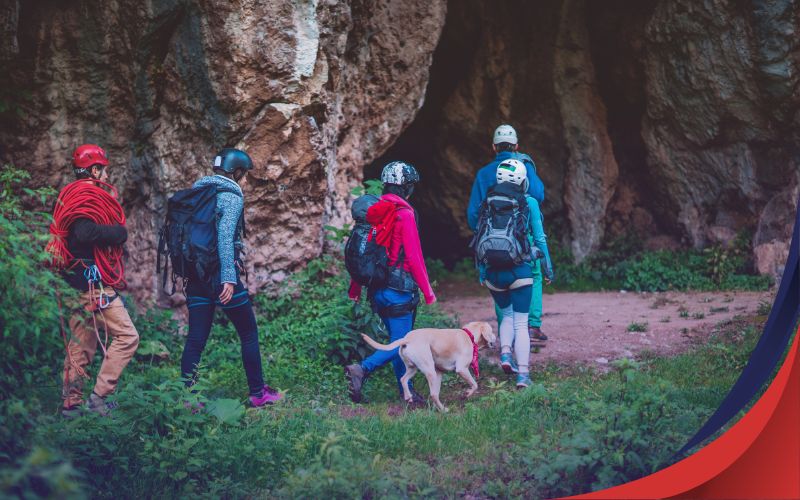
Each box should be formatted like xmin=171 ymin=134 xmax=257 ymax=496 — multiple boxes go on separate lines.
xmin=157 ymin=184 xmax=243 ymax=294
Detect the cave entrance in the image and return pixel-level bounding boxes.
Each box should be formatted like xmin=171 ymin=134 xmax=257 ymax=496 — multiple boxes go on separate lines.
xmin=365 ymin=0 xmax=658 ymax=267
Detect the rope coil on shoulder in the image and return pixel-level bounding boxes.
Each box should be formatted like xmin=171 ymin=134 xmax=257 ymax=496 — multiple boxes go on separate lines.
xmin=46 ymin=178 xmax=127 ymax=289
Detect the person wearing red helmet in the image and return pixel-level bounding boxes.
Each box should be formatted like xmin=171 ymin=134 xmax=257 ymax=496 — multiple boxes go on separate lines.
xmin=52 ymin=144 xmax=140 ymax=418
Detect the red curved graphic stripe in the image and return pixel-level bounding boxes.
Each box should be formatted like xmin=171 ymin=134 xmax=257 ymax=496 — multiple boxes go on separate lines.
xmin=562 ymin=325 xmax=800 ymax=499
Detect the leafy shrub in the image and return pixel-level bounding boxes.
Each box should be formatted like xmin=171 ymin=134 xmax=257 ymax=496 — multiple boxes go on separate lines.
xmin=277 ymin=432 xmax=438 ymax=499
xmin=548 ymin=230 xmax=771 ymax=293
xmin=627 ymin=321 xmax=649 ymax=332
xmin=524 ymin=359 xmax=700 ymax=497
xmin=623 ymin=251 xmax=714 ymax=292
xmin=0 ymin=164 xmax=73 ymax=395
xmin=0 ymin=447 xmax=83 ymax=499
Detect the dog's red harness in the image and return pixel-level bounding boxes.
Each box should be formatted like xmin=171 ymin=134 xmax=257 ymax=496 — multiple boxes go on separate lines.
xmin=462 ymin=328 xmax=479 ymax=378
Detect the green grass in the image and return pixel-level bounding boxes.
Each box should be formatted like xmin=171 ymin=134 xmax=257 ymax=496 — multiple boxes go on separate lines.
xmin=0 ymin=168 xmax=780 ymax=498
xmin=1 ymin=273 xmax=769 ymax=498
xmin=627 ymin=321 xmax=649 ymax=332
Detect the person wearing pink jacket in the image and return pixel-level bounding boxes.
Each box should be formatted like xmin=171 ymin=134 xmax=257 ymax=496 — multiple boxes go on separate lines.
xmin=345 ymin=161 xmax=436 ymax=404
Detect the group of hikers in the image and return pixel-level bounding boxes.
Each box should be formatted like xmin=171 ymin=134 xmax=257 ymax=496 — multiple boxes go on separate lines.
xmin=344 ymin=124 xmax=554 ymax=403
xmin=50 ymin=123 xmax=553 ymax=416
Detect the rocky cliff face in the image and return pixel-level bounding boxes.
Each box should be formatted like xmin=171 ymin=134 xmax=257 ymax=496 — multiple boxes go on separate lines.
xmin=0 ymin=0 xmax=446 ymax=301
xmin=2 ymin=0 xmax=797 ymax=302
xmin=375 ymin=0 xmax=799 ymax=276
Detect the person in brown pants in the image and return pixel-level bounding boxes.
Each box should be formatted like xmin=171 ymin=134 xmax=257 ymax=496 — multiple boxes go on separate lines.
xmin=56 ymin=144 xmax=140 ymax=418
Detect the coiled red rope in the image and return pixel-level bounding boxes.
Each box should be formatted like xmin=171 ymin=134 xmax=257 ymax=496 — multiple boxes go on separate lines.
xmin=47 ymin=179 xmax=127 ymax=289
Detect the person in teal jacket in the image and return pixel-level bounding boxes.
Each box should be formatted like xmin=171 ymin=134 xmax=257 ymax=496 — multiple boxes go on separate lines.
xmin=477 ymin=159 xmax=554 ymax=388
xmin=467 ymin=124 xmax=551 ymax=343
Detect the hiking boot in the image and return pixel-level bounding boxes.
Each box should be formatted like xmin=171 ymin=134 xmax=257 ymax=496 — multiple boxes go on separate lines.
xmin=345 ymin=364 xmax=368 ymax=403
xmin=88 ymin=392 xmax=117 ymax=417
xmin=250 ymin=385 xmax=283 ymax=407
xmin=529 ymin=326 xmax=548 ymax=342
xmin=500 ymin=352 xmax=518 ymax=374
xmin=61 ymin=405 xmax=85 ymax=419
xmin=516 ymin=373 xmax=532 ymax=389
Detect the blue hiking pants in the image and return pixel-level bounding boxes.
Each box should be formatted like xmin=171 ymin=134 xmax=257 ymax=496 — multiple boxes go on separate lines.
xmin=181 ymin=277 xmax=264 ymax=396
xmin=361 ymin=288 xmax=415 ymax=395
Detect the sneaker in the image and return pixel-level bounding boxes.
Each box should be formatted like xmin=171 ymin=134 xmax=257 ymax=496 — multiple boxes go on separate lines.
xmin=516 ymin=373 xmax=532 ymax=389
xmin=529 ymin=326 xmax=548 ymax=342
xmin=183 ymin=400 xmax=206 ymax=414
xmin=500 ymin=353 xmax=518 ymax=374
xmin=87 ymin=392 xmax=117 ymax=417
xmin=345 ymin=364 xmax=368 ymax=403
xmin=249 ymin=385 xmax=283 ymax=407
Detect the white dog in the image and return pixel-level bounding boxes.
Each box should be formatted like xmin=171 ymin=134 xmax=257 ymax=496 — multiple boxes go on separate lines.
xmin=361 ymin=321 xmax=496 ymax=411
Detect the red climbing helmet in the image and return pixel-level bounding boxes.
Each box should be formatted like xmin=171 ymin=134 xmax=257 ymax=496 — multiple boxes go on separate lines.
xmin=72 ymin=144 xmax=109 ymax=170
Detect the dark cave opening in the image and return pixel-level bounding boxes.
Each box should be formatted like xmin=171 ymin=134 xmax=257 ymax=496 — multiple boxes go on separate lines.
xmin=366 ymin=0 xmax=659 ymax=266
xmin=364 ymin=3 xmax=483 ymax=266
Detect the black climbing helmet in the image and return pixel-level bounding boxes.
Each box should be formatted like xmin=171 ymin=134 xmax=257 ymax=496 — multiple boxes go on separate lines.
xmin=213 ymin=148 xmax=254 ymax=174
xmin=380 ymin=161 xmax=420 ymax=186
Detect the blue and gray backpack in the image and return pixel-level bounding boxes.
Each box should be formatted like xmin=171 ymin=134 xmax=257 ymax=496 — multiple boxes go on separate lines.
xmin=157 ymin=184 xmax=244 ymax=294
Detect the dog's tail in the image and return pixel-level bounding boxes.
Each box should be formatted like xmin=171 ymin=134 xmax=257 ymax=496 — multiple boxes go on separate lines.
xmin=361 ymin=333 xmax=410 ymax=351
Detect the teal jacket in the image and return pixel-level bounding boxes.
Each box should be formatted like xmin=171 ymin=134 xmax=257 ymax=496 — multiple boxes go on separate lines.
xmin=526 ymin=195 xmax=553 ymax=280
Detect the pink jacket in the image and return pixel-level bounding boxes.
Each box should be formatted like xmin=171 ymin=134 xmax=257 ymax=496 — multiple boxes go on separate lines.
xmin=348 ymin=193 xmax=436 ymax=304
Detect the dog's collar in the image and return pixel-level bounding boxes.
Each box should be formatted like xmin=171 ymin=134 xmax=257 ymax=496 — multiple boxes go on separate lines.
xmin=462 ymin=328 xmax=480 ymax=378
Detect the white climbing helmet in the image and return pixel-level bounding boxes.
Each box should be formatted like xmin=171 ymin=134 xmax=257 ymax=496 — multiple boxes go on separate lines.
xmin=496 ymin=159 xmax=528 ymax=190
xmin=380 ymin=161 xmax=420 ymax=186
xmin=493 ymin=124 xmax=518 ymax=145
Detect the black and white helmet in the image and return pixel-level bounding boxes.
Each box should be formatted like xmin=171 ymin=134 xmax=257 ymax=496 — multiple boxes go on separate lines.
xmin=380 ymin=161 xmax=420 ymax=186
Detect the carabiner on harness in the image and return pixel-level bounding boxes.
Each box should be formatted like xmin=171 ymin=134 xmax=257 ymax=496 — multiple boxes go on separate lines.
xmin=83 ymin=264 xmax=102 ymax=284
xmin=84 ymin=264 xmax=114 ymax=309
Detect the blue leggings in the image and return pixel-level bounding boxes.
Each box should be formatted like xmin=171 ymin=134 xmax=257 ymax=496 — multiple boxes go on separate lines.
xmin=486 ymin=266 xmax=534 ymax=312
xmin=361 ymin=288 xmax=415 ymax=395
xmin=181 ymin=278 xmax=264 ymax=396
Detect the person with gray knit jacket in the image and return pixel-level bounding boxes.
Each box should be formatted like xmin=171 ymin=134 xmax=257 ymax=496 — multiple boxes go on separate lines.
xmin=180 ymin=149 xmax=283 ymax=408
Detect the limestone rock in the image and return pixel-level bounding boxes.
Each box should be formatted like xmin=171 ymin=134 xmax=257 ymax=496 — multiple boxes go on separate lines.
xmin=0 ymin=0 xmax=446 ymax=302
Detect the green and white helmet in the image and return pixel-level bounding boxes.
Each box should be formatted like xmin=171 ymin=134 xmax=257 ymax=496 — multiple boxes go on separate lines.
xmin=493 ymin=124 xmax=518 ymax=145
xmin=380 ymin=161 xmax=420 ymax=186
xmin=496 ymin=159 xmax=527 ymax=190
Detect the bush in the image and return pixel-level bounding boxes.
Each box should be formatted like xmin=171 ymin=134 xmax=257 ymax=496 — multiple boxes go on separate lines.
xmin=622 ymin=249 xmax=771 ymax=292
xmin=623 ymin=251 xmax=714 ymax=292
xmin=523 ymin=359 xmax=700 ymax=497
xmin=277 ymin=432 xmax=439 ymax=499
xmin=546 ymin=230 xmax=771 ymax=293
xmin=0 ymin=165 xmax=73 ymax=395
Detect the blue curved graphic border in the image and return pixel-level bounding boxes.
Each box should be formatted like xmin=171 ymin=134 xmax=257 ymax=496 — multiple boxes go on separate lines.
xmin=678 ymin=195 xmax=800 ymax=456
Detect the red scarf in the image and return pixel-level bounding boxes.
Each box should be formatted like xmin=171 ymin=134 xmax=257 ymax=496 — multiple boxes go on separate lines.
xmin=462 ymin=328 xmax=479 ymax=378
xmin=365 ymin=199 xmax=400 ymax=248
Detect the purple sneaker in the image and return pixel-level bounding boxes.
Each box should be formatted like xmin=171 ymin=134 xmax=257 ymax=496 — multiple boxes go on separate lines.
xmin=183 ymin=400 xmax=206 ymax=414
xmin=249 ymin=385 xmax=282 ymax=407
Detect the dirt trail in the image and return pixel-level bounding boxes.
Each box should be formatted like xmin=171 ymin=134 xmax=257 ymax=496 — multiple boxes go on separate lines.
xmin=437 ymin=280 xmax=772 ymax=368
